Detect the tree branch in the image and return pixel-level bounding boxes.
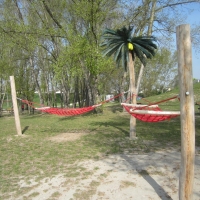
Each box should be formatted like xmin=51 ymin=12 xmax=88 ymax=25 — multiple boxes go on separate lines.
xmin=0 ymin=28 xmax=66 ymax=38
xmin=41 ymin=0 xmax=63 ymax=29
xmin=13 ymin=0 xmax=24 ymax=22
xmin=156 ymin=0 xmax=200 ymax=12
xmin=0 ymin=27 xmax=58 ymax=62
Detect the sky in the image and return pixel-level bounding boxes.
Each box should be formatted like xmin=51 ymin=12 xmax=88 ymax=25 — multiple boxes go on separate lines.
xmin=178 ymin=3 xmax=200 ymax=80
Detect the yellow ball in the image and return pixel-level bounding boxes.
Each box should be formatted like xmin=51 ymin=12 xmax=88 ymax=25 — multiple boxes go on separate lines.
xmin=128 ymin=43 xmax=134 ymax=50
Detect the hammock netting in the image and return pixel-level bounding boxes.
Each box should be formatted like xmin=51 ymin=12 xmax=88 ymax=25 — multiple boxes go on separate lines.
xmin=20 ymin=92 xmax=125 ymax=116
xmin=36 ymin=105 xmax=100 ymax=116
xmin=21 ymin=99 xmax=101 ymax=116
xmin=121 ymin=103 xmax=180 ymax=122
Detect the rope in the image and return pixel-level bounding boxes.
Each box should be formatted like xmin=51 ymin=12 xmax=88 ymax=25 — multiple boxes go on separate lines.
xmin=18 ymin=91 xmax=128 ymax=116
xmin=144 ymin=95 xmax=179 ymax=106
xmin=123 ymin=93 xmax=179 ymax=106
xmin=101 ymin=90 xmax=129 ymax=104
xmin=121 ymin=94 xmax=180 ymax=122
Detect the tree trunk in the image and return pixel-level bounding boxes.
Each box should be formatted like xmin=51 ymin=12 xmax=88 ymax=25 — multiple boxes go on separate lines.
xmin=79 ymin=58 xmax=94 ymax=106
xmin=0 ymin=79 xmax=6 ymax=117
xmin=60 ymin=79 xmax=70 ymax=107
xmin=136 ymin=63 xmax=144 ymax=95
xmin=121 ymin=71 xmax=127 ymax=102
xmin=129 ymin=52 xmax=137 ymax=139
xmin=136 ymin=0 xmax=156 ymax=94
xmin=121 ymin=71 xmax=128 ymax=111
xmin=29 ymin=57 xmax=44 ymax=105
xmin=147 ymin=0 xmax=157 ymax=36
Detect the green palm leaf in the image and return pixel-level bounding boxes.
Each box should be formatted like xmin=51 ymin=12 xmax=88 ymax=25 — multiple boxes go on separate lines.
xmin=100 ymin=26 xmax=157 ymax=71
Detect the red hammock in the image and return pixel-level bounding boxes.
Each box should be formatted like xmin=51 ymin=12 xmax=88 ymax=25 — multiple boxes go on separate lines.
xmin=20 ymin=92 xmax=125 ymax=116
xmin=121 ymin=95 xmax=180 ymax=122
xmin=21 ymin=99 xmax=103 ymax=116
xmin=35 ymin=104 xmax=101 ymax=116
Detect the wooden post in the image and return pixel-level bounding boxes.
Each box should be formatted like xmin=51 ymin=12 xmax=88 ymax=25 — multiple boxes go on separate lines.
xmin=129 ymin=51 xmax=137 ymax=139
xmin=176 ymin=24 xmax=195 ymax=200
xmin=10 ymin=76 xmax=22 ymax=136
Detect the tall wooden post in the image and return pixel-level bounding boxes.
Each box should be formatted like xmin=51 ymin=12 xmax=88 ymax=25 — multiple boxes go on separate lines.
xmin=10 ymin=76 xmax=22 ymax=136
xmin=129 ymin=51 xmax=136 ymax=139
xmin=176 ymin=24 xmax=195 ymax=200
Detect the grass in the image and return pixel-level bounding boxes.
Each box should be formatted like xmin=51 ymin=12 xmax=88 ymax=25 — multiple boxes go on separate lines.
xmin=120 ymin=180 xmax=136 ymax=188
xmin=73 ymin=180 xmax=101 ymax=199
xmin=0 ymin=83 xmax=200 ymax=199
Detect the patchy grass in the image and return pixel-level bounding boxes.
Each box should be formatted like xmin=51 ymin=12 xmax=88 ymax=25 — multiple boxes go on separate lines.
xmin=0 ymin=84 xmax=200 ymax=199
xmin=120 ymin=180 xmax=136 ymax=188
xmin=73 ymin=180 xmax=100 ymax=200
xmin=49 ymin=191 xmax=62 ymax=199
xmin=27 ymin=191 xmax=40 ymax=198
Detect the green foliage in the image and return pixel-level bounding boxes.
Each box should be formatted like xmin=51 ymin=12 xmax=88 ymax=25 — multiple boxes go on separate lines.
xmin=140 ymin=48 xmax=178 ymax=96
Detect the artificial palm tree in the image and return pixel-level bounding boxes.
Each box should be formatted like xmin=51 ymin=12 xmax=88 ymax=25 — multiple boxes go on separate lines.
xmin=101 ymin=26 xmax=157 ymax=138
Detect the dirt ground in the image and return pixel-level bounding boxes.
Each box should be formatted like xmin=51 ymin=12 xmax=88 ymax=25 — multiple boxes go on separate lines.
xmin=48 ymin=132 xmax=88 ymax=142
xmin=15 ymin=134 xmax=200 ymax=200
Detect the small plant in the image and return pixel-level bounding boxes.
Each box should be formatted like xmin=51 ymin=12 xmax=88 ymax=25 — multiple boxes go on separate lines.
xmin=120 ymin=180 xmax=136 ymax=188
xmin=49 ymin=191 xmax=61 ymax=198
xmin=27 ymin=192 xmax=40 ymax=198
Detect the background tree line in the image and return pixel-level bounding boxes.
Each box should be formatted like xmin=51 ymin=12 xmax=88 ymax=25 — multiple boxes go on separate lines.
xmin=0 ymin=0 xmax=199 ymax=113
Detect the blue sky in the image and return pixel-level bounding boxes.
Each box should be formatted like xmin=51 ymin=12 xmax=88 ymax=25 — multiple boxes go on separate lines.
xmin=181 ymin=3 xmax=200 ymax=79
xmin=155 ymin=2 xmax=200 ymax=79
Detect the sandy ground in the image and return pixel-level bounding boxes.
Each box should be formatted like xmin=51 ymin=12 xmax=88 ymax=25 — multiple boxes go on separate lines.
xmin=15 ymin=148 xmax=200 ymax=200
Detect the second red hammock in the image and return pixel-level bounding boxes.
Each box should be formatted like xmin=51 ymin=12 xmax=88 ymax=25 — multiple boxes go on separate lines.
xmin=121 ymin=95 xmax=180 ymax=122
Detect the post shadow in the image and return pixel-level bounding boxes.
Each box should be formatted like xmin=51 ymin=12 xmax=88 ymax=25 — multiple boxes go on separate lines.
xmin=121 ymin=154 xmax=173 ymax=200
xmin=138 ymin=169 xmax=173 ymax=200
xmin=22 ymin=126 xmax=29 ymax=134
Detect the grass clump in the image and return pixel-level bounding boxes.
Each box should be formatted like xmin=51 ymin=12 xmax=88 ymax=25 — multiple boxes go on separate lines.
xmin=120 ymin=180 xmax=136 ymax=188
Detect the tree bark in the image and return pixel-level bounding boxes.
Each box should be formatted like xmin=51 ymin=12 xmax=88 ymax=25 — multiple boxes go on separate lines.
xmin=29 ymin=57 xmax=44 ymax=105
xmin=147 ymin=0 xmax=157 ymax=36
xmin=136 ymin=63 xmax=144 ymax=95
xmin=136 ymin=0 xmax=156 ymax=95
xmin=79 ymin=58 xmax=94 ymax=106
